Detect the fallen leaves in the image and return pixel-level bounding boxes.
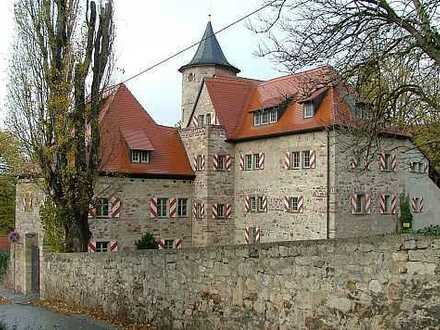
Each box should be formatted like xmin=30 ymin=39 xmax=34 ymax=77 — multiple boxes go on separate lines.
xmin=33 ymin=299 xmax=156 ymax=330
xmin=0 ymin=297 xmax=10 ymax=305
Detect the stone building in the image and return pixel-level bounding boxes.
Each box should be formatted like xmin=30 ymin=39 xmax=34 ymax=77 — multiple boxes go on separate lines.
xmin=12 ymin=19 xmax=440 ymax=291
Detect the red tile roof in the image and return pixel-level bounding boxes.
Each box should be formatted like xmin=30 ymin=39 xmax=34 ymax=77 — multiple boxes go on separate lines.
xmin=99 ymin=85 xmax=194 ymax=177
xmin=203 ymin=66 xmax=408 ymax=141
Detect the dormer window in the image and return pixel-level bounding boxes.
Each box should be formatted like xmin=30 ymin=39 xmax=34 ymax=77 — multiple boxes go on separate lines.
xmin=130 ymin=150 xmax=150 ymax=164
xmin=254 ymin=108 xmax=278 ymax=126
xmin=303 ymin=102 xmax=315 ymax=118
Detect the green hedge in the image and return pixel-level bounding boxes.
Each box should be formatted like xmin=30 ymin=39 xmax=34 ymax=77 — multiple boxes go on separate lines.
xmin=415 ymin=225 xmax=440 ymax=236
xmin=0 ymin=252 xmax=9 ymax=281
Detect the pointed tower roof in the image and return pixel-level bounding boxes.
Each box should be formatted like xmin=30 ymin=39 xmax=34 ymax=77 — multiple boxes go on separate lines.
xmin=179 ymin=19 xmax=240 ymax=74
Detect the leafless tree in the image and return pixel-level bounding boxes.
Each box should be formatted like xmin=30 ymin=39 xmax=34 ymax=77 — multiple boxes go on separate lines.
xmin=6 ymin=0 xmax=115 ymax=252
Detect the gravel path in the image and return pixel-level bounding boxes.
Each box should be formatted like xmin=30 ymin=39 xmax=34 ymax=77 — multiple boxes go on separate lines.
xmin=0 ymin=304 xmax=116 ymax=330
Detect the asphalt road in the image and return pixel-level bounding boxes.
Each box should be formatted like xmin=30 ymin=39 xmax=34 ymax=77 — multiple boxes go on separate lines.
xmin=0 ymin=304 xmax=116 ymax=330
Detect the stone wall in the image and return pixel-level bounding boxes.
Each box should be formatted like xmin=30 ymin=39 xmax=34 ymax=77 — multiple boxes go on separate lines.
xmin=41 ymin=234 xmax=440 ymax=330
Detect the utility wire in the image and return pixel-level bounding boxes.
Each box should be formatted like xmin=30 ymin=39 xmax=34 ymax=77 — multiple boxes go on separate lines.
xmin=117 ymin=0 xmax=278 ymax=86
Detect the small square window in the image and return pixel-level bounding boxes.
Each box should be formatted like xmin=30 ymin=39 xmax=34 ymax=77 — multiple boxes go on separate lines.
xmin=164 ymin=240 xmax=174 ymax=249
xmin=302 ymin=151 xmax=311 ymax=169
xmin=96 ymin=241 xmax=109 ymax=252
xmin=216 ymin=204 xmax=225 ymax=218
xmin=304 ymin=102 xmax=314 ymax=118
xmin=96 ymin=198 xmax=109 ymax=218
xmin=177 ymin=198 xmax=187 ymax=217
xmin=157 ymin=198 xmax=168 ymax=218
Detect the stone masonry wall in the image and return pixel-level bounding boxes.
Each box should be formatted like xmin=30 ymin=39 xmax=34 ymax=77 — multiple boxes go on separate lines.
xmin=234 ymin=131 xmax=330 ymax=244
xmin=42 ymin=234 xmax=440 ymax=329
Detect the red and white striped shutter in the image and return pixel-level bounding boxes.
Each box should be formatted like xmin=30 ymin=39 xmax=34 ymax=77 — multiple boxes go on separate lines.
xmin=193 ymin=156 xmax=199 ymax=171
xmin=201 ymin=155 xmax=206 ymax=171
xmin=110 ymin=240 xmax=118 ymax=252
xmin=245 ymin=196 xmax=250 ymax=213
xmin=213 ymin=154 xmax=219 ymax=170
xmin=88 ymin=241 xmax=96 ymax=253
xmin=379 ymin=194 xmax=385 ymax=214
xmin=169 ymin=198 xmax=177 ymax=218
xmin=174 ymin=239 xmax=183 ymax=249
xmin=200 ymin=203 xmax=205 ymax=218
xmin=262 ymin=196 xmax=268 ymax=212
xmin=225 ymin=204 xmax=232 ymax=219
xmin=88 ymin=205 xmax=96 ymax=218
xmin=110 ymin=197 xmax=121 ymax=218
xmin=298 ymin=195 xmax=304 ymax=213
xmin=150 ymin=198 xmax=158 ymax=218
xmin=244 ymin=227 xmax=250 ymax=244
xmin=284 ymin=152 xmax=291 ymax=170
xmin=225 ymin=155 xmax=232 ymax=171
xmin=211 ymin=204 xmax=218 ymax=219
xmin=365 ymin=194 xmax=371 ymax=214
xmin=255 ymin=227 xmax=261 ymax=243
xmin=284 ymin=196 xmax=290 ymax=212
xmin=192 ymin=116 xmax=199 ymax=128
xmin=391 ymin=154 xmax=398 ymax=172
xmin=158 ymin=239 xmax=165 ymax=250
xmin=259 ymin=153 xmax=265 ymax=170
xmin=240 ymin=154 xmax=245 ymax=171
xmin=351 ymin=194 xmax=357 ymax=214
xmin=310 ymin=151 xmax=316 ymax=169
xmin=391 ymin=194 xmax=398 ymax=215
xmin=419 ymin=196 xmax=424 ymax=213
xmin=411 ymin=197 xmax=417 ymax=212
xmin=379 ymin=152 xmax=386 ymax=171
xmin=192 ymin=202 xmax=198 ymax=219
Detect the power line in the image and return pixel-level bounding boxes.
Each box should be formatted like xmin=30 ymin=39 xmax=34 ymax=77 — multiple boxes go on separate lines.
xmin=119 ymin=0 xmax=278 ymax=86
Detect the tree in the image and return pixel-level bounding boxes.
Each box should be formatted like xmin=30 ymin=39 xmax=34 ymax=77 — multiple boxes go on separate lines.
xmin=135 ymin=232 xmax=159 ymax=250
xmin=7 ymin=0 xmax=115 ymax=252
xmin=252 ymin=0 xmax=440 ymax=164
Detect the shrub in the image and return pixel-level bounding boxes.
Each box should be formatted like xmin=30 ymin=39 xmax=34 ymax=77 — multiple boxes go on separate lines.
xmin=400 ymin=194 xmax=413 ymax=233
xmin=0 ymin=252 xmax=9 ymax=281
xmin=415 ymin=225 xmax=440 ymax=236
xmin=135 ymin=232 xmax=158 ymax=250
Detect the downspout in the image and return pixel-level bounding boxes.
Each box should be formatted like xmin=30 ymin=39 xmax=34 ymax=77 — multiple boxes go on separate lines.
xmin=327 ymin=129 xmax=330 ymax=240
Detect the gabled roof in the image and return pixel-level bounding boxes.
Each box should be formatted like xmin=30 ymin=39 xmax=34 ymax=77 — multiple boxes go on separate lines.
xmin=99 ymin=85 xmax=194 ymax=178
xmin=179 ymin=20 xmax=240 ymax=74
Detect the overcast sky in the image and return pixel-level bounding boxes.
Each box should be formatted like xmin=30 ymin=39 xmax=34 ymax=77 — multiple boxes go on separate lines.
xmin=0 ymin=0 xmax=281 ymax=127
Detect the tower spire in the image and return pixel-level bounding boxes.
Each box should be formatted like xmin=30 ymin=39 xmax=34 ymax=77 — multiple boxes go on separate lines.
xmin=178 ymin=19 xmax=240 ymax=74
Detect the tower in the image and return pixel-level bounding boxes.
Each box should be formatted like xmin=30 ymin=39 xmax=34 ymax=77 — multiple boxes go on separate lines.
xmin=179 ymin=17 xmax=240 ymax=127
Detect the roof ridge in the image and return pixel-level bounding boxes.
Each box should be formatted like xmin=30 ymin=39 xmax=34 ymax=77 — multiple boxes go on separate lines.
xmin=257 ymin=65 xmax=334 ymax=86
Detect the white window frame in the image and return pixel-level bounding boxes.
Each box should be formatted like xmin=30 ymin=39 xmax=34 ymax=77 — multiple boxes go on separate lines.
xmin=96 ymin=198 xmax=109 ymax=218
xmin=131 ymin=150 xmax=140 ymax=163
xmin=157 ymin=198 xmax=168 ymax=218
xmin=164 ymin=240 xmax=174 ymax=249
xmin=177 ymin=198 xmax=188 ymax=217
xmin=302 ymin=150 xmax=311 ymax=169
xmin=250 ymin=196 xmax=257 ymax=212
xmin=253 ymin=153 xmax=260 ymax=170
xmin=292 ymin=152 xmax=301 ymax=169
xmin=216 ymin=204 xmax=225 ymax=218
xmin=245 ymin=154 xmax=253 ymax=171
xmin=354 ymin=193 xmax=366 ymax=214
xmin=96 ymin=241 xmax=109 ymax=252
xmin=289 ymin=197 xmax=299 ymax=212
xmin=304 ymin=102 xmax=315 ymax=118
xmin=257 ymin=196 xmax=265 ymax=212
xmin=206 ymin=113 xmax=211 ymax=126
xmin=217 ymin=155 xmax=226 ymax=171
xmin=383 ymin=194 xmax=391 ymax=214
xmin=198 ymin=114 xmax=205 ymax=127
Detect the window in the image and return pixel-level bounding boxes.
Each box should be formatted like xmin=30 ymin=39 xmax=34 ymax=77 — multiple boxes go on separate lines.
xmin=253 ymin=154 xmax=260 ymax=170
xmin=96 ymin=241 xmax=109 ymax=252
xmin=157 ymin=198 xmax=168 ymax=217
xmin=257 ymin=196 xmax=265 ymax=212
xmin=245 ymin=154 xmax=253 ymax=171
xmin=354 ymin=194 xmax=366 ymax=214
xmin=96 ymin=198 xmax=109 ymax=218
xmin=250 ymin=196 xmax=257 ymax=212
xmin=289 ymin=197 xmax=299 ymax=212
xmin=164 ymin=240 xmax=174 ymax=249
xmin=131 ymin=150 xmax=150 ymax=164
xmin=304 ymin=102 xmax=315 ymax=118
xmin=384 ymin=153 xmax=392 ymax=171
xmin=292 ymin=152 xmax=300 ymax=169
xmin=383 ymin=194 xmax=391 ymax=214
xmin=177 ymin=198 xmax=188 ymax=217
xmin=206 ymin=113 xmax=211 ymax=126
xmin=217 ymin=155 xmax=226 ymax=171
xmin=253 ymin=109 xmax=278 ymax=126
xmin=195 ymin=155 xmax=204 ymax=171
xmin=302 ymin=150 xmax=311 ymax=169
xmin=198 ymin=114 xmax=205 ymax=127
xmin=216 ymin=204 xmax=225 ymax=218
xmin=187 ymin=73 xmax=195 ymax=82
